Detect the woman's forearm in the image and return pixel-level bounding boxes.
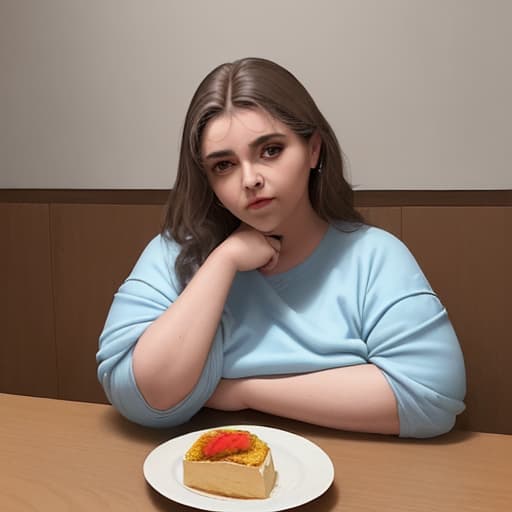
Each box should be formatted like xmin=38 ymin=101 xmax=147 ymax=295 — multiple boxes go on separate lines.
xmin=243 ymin=364 xmax=400 ymax=435
xmin=132 ymin=247 xmax=237 ymax=410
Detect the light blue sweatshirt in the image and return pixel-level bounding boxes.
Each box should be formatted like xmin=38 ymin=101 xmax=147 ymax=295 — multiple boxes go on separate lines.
xmin=97 ymin=223 xmax=466 ymax=438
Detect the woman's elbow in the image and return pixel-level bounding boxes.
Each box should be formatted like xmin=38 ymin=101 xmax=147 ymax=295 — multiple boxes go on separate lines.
xmin=100 ymin=366 xmax=194 ymax=429
xmin=400 ymin=399 xmax=463 ymax=439
xmin=108 ymin=387 xmax=192 ymax=429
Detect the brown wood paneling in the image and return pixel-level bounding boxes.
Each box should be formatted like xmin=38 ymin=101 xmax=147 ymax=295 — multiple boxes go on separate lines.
xmin=51 ymin=204 xmax=164 ymax=403
xmin=357 ymin=207 xmax=402 ymax=239
xmin=402 ymin=207 xmax=510 ymax=434
xmin=504 ymin=207 xmax=512 ymax=429
xmin=0 ymin=204 xmax=58 ymax=397
xmin=2 ymin=194 xmax=511 ymax=436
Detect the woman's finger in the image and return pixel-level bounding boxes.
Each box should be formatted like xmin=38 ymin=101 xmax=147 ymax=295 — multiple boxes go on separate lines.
xmin=264 ymin=235 xmax=281 ymax=253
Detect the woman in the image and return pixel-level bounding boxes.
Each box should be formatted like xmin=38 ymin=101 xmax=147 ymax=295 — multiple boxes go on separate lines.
xmin=97 ymin=57 xmax=466 ymax=437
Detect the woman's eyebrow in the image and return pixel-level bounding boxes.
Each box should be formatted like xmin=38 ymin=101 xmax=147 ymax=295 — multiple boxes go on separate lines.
xmin=204 ymin=132 xmax=286 ymax=160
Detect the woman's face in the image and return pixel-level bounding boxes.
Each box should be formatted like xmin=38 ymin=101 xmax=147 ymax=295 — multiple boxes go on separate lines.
xmin=201 ymin=108 xmax=321 ymax=235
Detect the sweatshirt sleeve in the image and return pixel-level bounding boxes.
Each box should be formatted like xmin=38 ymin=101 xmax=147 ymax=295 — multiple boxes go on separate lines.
xmin=361 ymin=229 xmax=466 ymax=438
xmin=96 ymin=235 xmax=224 ymax=428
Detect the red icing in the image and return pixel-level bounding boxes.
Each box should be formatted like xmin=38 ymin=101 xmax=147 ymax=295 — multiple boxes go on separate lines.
xmin=203 ymin=431 xmax=251 ymax=457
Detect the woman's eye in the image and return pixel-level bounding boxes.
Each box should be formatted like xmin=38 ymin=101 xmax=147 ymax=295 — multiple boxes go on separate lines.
xmin=212 ymin=160 xmax=233 ymax=173
xmin=262 ymin=145 xmax=283 ymax=158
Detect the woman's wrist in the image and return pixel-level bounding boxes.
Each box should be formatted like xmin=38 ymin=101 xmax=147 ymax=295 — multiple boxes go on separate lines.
xmin=207 ymin=242 xmax=239 ymax=276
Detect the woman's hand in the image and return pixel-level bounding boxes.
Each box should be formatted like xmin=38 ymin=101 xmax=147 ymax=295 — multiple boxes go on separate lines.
xmin=205 ymin=378 xmax=248 ymax=411
xmin=216 ymin=224 xmax=281 ymax=274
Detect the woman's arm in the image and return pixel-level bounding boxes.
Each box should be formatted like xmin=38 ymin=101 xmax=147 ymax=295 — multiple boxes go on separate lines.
xmin=133 ymin=227 xmax=280 ymax=410
xmin=206 ymin=364 xmax=399 ymax=434
xmin=132 ymin=248 xmax=236 ymax=410
xmin=207 ymin=228 xmax=465 ymax=438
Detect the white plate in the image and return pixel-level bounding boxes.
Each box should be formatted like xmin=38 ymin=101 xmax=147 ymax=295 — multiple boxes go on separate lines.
xmin=143 ymin=424 xmax=335 ymax=512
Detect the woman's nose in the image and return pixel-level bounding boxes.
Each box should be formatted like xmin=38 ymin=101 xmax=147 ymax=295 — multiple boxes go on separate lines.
xmin=242 ymin=164 xmax=264 ymax=190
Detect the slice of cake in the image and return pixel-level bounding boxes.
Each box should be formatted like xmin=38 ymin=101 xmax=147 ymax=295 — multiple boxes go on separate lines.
xmin=183 ymin=428 xmax=276 ymax=499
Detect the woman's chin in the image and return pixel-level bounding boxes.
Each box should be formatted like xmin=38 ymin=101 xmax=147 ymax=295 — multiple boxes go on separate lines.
xmin=244 ymin=220 xmax=283 ymax=235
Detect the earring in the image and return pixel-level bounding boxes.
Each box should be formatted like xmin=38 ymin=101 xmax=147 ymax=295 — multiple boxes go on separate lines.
xmin=310 ymin=161 xmax=323 ymax=174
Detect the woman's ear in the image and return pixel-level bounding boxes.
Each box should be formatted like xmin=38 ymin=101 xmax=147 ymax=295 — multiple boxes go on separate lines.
xmin=309 ymin=131 xmax=323 ymax=169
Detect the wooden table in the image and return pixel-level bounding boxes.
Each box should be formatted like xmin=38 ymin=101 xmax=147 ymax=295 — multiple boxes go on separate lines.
xmin=1 ymin=393 xmax=510 ymax=511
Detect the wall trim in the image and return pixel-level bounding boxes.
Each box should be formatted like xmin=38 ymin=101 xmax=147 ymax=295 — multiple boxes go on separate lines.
xmin=0 ymin=189 xmax=511 ymax=206
xmin=353 ymin=190 xmax=512 ymax=206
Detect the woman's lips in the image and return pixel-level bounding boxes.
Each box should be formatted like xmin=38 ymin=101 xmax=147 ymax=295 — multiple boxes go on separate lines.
xmin=248 ymin=198 xmax=273 ymax=210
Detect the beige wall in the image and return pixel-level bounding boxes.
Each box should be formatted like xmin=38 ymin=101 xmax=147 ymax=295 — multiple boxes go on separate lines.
xmin=1 ymin=0 xmax=511 ymax=190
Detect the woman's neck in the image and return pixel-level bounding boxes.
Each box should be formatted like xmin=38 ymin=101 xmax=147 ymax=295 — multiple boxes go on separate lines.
xmin=264 ymin=211 xmax=329 ymax=276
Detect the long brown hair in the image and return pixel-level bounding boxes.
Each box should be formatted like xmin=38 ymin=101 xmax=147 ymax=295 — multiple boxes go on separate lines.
xmin=163 ymin=57 xmax=363 ymax=288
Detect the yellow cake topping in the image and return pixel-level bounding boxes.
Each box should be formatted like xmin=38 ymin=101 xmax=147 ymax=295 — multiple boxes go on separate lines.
xmin=184 ymin=429 xmax=269 ymax=466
